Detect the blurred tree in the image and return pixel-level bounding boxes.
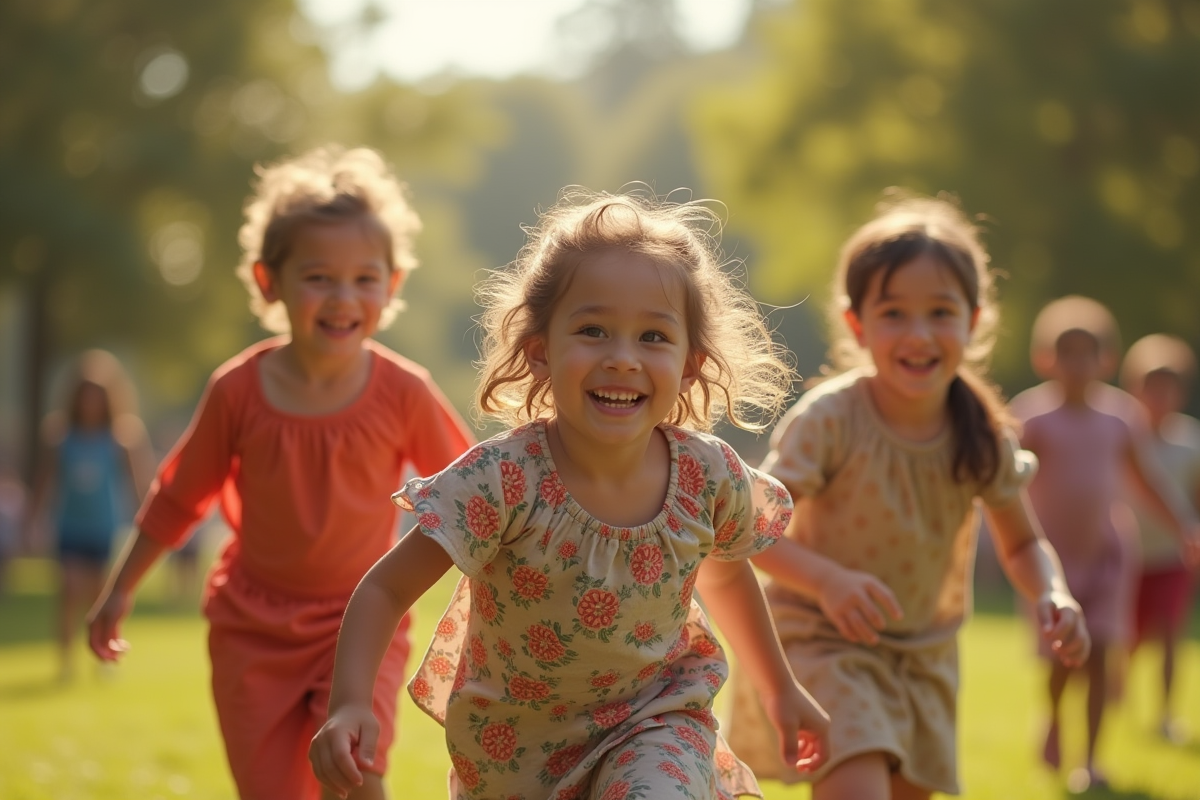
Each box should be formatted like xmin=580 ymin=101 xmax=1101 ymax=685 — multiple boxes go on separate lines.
xmin=692 ymin=0 xmax=1200 ymax=391
xmin=0 ymin=0 xmax=501 ymax=475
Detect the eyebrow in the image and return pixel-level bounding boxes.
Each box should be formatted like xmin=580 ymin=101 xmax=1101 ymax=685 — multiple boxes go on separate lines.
xmin=567 ymin=305 xmax=681 ymax=324
xmin=876 ymin=290 xmax=961 ymax=303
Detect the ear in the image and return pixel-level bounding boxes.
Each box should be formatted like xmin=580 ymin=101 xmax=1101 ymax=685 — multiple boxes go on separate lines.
xmin=968 ymin=306 xmax=981 ymax=334
xmin=843 ymin=309 xmax=866 ymax=347
xmin=387 ymin=268 xmax=404 ymax=298
xmin=253 ymin=261 xmax=280 ymax=303
xmin=1031 ymin=347 xmax=1056 ymax=380
xmin=680 ymin=352 xmax=706 ymax=393
xmin=523 ymin=336 xmax=551 ymax=381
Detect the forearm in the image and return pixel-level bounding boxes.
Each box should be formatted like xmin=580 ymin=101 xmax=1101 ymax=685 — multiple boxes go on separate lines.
xmin=750 ymin=536 xmax=843 ymax=602
xmin=327 ymin=579 xmax=410 ymax=710
xmin=103 ymin=530 xmax=170 ymax=598
xmin=696 ymin=559 xmax=796 ymax=694
xmin=999 ymin=536 xmax=1069 ymax=605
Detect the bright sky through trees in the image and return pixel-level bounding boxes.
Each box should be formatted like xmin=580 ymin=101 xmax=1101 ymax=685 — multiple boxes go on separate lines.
xmin=299 ymin=0 xmax=754 ymax=90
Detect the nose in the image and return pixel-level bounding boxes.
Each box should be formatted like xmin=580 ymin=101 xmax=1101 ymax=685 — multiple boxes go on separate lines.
xmin=603 ymin=338 xmax=641 ymax=371
xmin=905 ymin=316 xmax=933 ymax=342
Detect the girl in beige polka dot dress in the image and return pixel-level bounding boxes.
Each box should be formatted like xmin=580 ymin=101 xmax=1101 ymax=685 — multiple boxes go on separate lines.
xmin=310 ymin=188 xmax=831 ymax=800
xmin=724 ymin=193 xmax=1090 ymax=800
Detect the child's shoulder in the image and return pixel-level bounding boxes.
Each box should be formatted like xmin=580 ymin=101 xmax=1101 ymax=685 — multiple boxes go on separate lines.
xmin=775 ymin=369 xmax=865 ymax=432
xmin=365 ymin=339 xmax=440 ymax=389
xmin=1008 ymin=381 xmax=1060 ymax=423
xmin=205 ymin=337 xmax=285 ymax=395
xmin=1162 ymin=412 xmax=1200 ymax=451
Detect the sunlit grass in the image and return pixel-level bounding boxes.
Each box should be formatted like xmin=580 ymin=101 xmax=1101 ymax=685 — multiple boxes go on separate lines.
xmin=1 ymin=558 xmax=1197 ymax=799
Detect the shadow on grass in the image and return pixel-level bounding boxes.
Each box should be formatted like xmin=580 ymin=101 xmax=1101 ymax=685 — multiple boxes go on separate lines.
xmin=0 ymin=590 xmax=200 ymax=648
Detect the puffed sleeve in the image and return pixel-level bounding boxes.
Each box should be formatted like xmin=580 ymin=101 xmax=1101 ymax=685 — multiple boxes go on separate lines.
xmin=760 ymin=388 xmax=845 ymax=499
xmin=706 ymin=440 xmax=794 ymax=562
xmin=978 ymin=429 xmax=1039 ymax=508
xmin=393 ymin=436 xmax=531 ymax=577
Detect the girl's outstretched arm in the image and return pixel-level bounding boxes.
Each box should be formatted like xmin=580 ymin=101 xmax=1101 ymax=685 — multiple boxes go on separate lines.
xmin=984 ymin=491 xmax=1090 ymax=668
xmin=309 ymin=526 xmax=453 ymax=799
xmin=696 ymin=557 xmax=830 ymax=774
xmin=751 ymin=499 xmax=903 ymax=644
xmin=87 ymin=530 xmax=170 ymax=660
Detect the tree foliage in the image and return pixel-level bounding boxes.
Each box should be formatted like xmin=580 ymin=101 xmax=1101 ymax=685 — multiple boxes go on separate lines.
xmin=693 ymin=0 xmax=1200 ymax=384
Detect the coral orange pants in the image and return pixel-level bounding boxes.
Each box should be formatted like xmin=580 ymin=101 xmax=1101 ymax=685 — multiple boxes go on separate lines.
xmin=206 ymin=568 xmax=411 ymax=800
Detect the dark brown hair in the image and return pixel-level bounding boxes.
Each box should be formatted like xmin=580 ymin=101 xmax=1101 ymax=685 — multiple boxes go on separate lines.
xmin=831 ymin=191 xmax=1012 ymax=485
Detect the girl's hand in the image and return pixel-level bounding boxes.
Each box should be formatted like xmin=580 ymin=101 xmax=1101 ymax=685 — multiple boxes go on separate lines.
xmin=1037 ymin=589 xmax=1090 ymax=668
xmin=816 ymin=566 xmax=904 ymax=644
xmin=761 ymin=679 xmax=831 ymax=774
xmin=309 ymin=704 xmax=379 ymax=798
xmin=86 ymin=590 xmax=133 ymax=661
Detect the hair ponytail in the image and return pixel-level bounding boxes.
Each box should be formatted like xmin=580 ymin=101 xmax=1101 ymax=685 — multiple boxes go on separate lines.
xmin=947 ymin=369 xmax=1012 ymax=486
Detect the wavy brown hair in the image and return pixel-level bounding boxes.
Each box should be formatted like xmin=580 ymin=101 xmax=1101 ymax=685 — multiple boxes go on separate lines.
xmin=829 ymin=190 xmax=1013 ymax=485
xmin=476 ymin=187 xmax=794 ymax=432
xmin=235 ymin=145 xmax=421 ymax=333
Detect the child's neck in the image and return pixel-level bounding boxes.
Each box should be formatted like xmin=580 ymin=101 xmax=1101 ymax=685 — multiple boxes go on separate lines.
xmin=1056 ymin=380 xmax=1093 ymax=409
xmin=259 ymin=343 xmax=372 ymax=415
xmin=863 ymin=378 xmax=948 ymax=442
xmin=544 ymin=419 xmax=670 ymax=528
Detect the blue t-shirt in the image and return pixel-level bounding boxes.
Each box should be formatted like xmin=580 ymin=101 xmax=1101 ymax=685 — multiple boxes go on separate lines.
xmin=55 ymin=429 xmax=126 ymax=547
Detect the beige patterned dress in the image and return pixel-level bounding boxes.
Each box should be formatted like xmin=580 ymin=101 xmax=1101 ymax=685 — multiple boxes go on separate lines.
xmin=724 ymin=371 xmax=1035 ymax=794
xmin=395 ymin=421 xmax=793 ymax=800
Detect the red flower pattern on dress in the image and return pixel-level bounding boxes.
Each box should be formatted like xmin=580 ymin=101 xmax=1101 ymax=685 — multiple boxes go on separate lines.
xmin=714 ymin=519 xmax=738 ymax=547
xmin=480 ymin=721 xmax=518 ymax=761
xmin=721 ymin=444 xmax=744 ymax=481
xmin=539 ymin=473 xmax=567 ymax=507
xmin=526 ymin=624 xmax=566 ymax=661
xmin=576 ymin=588 xmax=620 ymax=629
xmin=436 ymin=617 xmax=457 ymax=637
xmin=675 ymin=725 xmax=711 ymax=757
xmin=459 ymin=448 xmax=484 ymax=468
xmin=451 ymin=753 xmax=480 ymax=790
xmin=512 ymin=565 xmax=549 ymax=600
xmin=525 ymin=440 xmax=543 ymax=456
xmin=677 ymin=453 xmax=705 ymax=496
xmin=629 ymin=543 xmax=663 ymax=585
xmin=666 ymin=627 xmax=690 ymax=661
xmin=419 ymin=511 xmax=442 ymax=530
xmin=715 ymin=750 xmax=738 ymax=770
xmin=429 ymin=655 xmax=454 ymax=676
xmin=472 ymin=697 xmax=491 ymax=708
xmin=473 ymin=581 xmax=498 ymax=622
xmin=692 ymin=637 xmax=718 ymax=657
xmin=557 ymin=541 xmax=578 ymax=560
xmin=410 ymin=676 xmax=431 ymax=699
xmin=616 ymin=749 xmax=637 ymax=766
xmin=466 ymin=495 xmax=501 ymax=539
xmin=666 ymin=512 xmax=682 ymax=532
xmin=767 ymin=513 xmax=789 ymax=540
xmin=469 ymin=635 xmax=487 ymax=668
xmin=589 ymin=670 xmax=619 ymax=688
xmin=704 ymin=672 xmax=721 ymax=689
xmin=658 ymin=760 xmax=690 ymax=784
xmin=679 ymin=569 xmax=697 ymax=607
xmin=500 ymin=460 xmax=525 ymax=506
xmin=637 ymin=660 xmax=661 ymax=682
xmin=555 ymin=787 xmax=582 ymax=800
xmin=550 ymin=703 xmax=569 ymax=718
xmin=590 ymin=700 xmax=632 ymax=728
xmin=632 ymin=621 xmax=656 ymax=644
xmin=546 ymin=743 xmax=587 ymax=777
xmin=600 ymin=780 xmax=632 ymax=800
xmin=508 ymin=674 xmax=552 ymax=701
xmin=497 ymin=638 xmax=514 ymax=658
xmin=753 ymin=513 xmax=768 ymax=533
xmin=678 ymin=494 xmax=701 ymax=519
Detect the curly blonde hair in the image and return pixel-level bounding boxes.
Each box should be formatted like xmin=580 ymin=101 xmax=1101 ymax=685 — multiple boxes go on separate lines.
xmin=235 ymin=145 xmax=422 ymax=333
xmin=476 ymin=187 xmax=795 ymax=432
xmin=828 ymin=190 xmax=1011 ymax=484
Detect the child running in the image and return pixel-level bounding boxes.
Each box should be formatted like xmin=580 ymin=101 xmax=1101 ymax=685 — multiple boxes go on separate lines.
xmin=724 ymin=193 xmax=1090 ymax=800
xmin=1120 ymin=333 xmax=1200 ymax=744
xmin=309 ymin=188 xmax=831 ymax=800
xmin=87 ymin=146 xmax=474 ymax=800
xmin=25 ymin=349 xmax=154 ymax=681
xmin=1012 ymin=299 xmax=1200 ymax=791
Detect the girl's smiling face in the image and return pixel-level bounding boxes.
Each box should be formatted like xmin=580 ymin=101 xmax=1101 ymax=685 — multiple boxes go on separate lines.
xmin=254 ymin=218 xmax=400 ymax=362
xmin=524 ymin=247 xmax=700 ymax=454
xmin=846 ymin=252 xmax=978 ymax=418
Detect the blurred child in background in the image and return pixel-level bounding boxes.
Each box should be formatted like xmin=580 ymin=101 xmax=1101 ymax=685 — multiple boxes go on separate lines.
xmin=87 ymin=145 xmax=474 ymax=800
xmin=310 ymin=188 xmax=829 ymax=800
xmin=0 ymin=450 xmax=27 ymax=595
xmin=25 ymin=350 xmax=154 ymax=680
xmin=1120 ymin=333 xmax=1200 ymax=744
xmin=1012 ymin=297 xmax=1200 ymax=791
xmin=725 ymin=193 xmax=1088 ymax=800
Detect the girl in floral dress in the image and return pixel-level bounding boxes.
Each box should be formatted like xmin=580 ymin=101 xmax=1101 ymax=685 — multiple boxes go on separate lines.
xmin=310 ymin=188 xmax=830 ymax=799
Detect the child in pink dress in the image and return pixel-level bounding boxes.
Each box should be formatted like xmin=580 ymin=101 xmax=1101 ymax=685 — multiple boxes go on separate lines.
xmin=87 ymin=146 xmax=474 ymax=800
xmin=725 ymin=193 xmax=1090 ymax=800
xmin=1012 ymin=296 xmax=1200 ymax=791
xmin=1119 ymin=333 xmax=1200 ymax=743
xmin=309 ymin=188 xmax=830 ymax=800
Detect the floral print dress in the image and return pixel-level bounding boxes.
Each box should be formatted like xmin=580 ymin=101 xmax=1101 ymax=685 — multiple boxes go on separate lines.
xmin=395 ymin=420 xmax=793 ymax=800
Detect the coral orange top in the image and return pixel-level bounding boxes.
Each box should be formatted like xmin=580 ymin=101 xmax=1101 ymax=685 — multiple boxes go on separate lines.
xmin=137 ymin=338 xmax=473 ymax=600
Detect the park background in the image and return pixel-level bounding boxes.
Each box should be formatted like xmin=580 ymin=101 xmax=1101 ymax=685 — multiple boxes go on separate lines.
xmin=1 ymin=0 xmax=1198 ymax=797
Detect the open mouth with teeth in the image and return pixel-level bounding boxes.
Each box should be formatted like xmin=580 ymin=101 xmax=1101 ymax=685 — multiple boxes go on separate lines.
xmin=899 ymin=356 xmax=939 ymax=373
xmin=319 ymin=320 xmax=360 ymax=337
xmin=589 ymin=389 xmax=645 ymax=409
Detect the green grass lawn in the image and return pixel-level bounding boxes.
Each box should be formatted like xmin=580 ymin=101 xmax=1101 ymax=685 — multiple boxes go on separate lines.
xmin=1 ymin=558 xmax=1197 ymax=799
